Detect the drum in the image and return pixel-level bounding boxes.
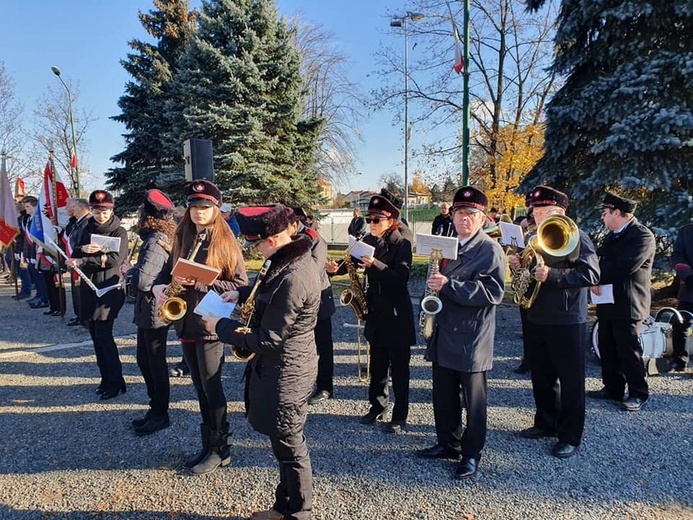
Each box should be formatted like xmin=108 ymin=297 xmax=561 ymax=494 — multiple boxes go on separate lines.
xmin=590 ymin=317 xmax=673 ymax=361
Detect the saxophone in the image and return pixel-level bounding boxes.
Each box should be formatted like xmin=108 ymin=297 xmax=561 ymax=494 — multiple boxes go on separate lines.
xmin=419 ymin=249 xmax=444 ymax=341
xmin=230 ymin=259 xmax=271 ymax=362
xmin=339 ymin=241 xmax=368 ymax=321
xmin=159 ymin=230 xmax=207 ymax=323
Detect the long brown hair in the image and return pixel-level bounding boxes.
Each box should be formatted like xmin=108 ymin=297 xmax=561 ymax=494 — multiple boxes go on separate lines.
xmin=138 ymin=213 xmax=177 ymax=242
xmin=172 ymin=206 xmax=240 ymax=278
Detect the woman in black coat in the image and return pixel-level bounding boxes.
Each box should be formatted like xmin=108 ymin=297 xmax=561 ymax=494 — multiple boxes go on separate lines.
xmin=358 ymin=194 xmax=416 ymax=433
xmin=153 ymin=180 xmax=247 ymax=476
xmin=122 ymin=190 xmax=177 ymax=436
xmin=66 ymin=190 xmax=128 ymax=400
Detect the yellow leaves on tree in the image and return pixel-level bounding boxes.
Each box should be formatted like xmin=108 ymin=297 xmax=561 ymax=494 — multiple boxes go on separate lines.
xmin=410 ymin=171 xmax=430 ymax=195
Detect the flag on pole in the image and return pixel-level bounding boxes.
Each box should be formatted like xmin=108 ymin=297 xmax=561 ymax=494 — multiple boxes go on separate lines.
xmin=14 ymin=176 xmax=26 ymax=202
xmin=28 ymin=160 xmax=69 ymax=253
xmin=70 ymin=150 xmax=78 ymax=169
xmin=453 ymin=29 xmax=464 ymax=74
xmin=0 ymin=154 xmax=20 ymax=247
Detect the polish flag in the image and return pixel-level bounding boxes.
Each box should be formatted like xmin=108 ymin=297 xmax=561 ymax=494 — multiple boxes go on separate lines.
xmin=70 ymin=151 xmax=78 ymax=169
xmin=453 ymin=29 xmax=464 ymax=74
xmin=0 ymin=155 xmax=20 ymax=247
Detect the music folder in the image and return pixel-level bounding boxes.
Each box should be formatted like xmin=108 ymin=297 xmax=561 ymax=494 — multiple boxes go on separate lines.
xmin=171 ymin=258 xmax=221 ymax=285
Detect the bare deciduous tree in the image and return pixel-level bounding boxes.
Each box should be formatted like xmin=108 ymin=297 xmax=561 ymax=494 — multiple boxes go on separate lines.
xmin=0 ymin=62 xmax=28 ymax=185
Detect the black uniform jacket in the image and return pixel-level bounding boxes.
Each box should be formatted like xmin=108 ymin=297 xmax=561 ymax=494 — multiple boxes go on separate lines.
xmin=526 ymin=229 xmax=600 ymax=325
xmin=298 ymin=222 xmax=335 ymax=320
xmin=216 ymin=235 xmax=321 ymax=437
xmin=673 ymin=223 xmax=693 ymax=304
xmin=362 ymin=228 xmax=416 ymax=346
xmin=72 ymin=215 xmax=128 ymax=322
xmin=127 ymin=228 xmax=171 ymax=329
xmin=595 ymin=218 xmax=655 ymax=321
xmin=155 ymin=233 xmax=248 ymax=341
xmin=425 ymin=230 xmax=505 ymax=372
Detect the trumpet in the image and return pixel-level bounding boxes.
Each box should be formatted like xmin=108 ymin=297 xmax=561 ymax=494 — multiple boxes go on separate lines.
xmin=230 ymin=259 xmax=271 ymax=361
xmin=159 ymin=230 xmax=207 ymax=323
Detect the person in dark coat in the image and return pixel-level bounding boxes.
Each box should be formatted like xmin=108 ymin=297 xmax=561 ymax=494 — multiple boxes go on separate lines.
xmin=589 ymin=193 xmax=655 ymax=411
xmin=348 ymin=208 xmax=368 ymax=238
xmin=65 ymin=198 xmax=91 ymax=326
xmin=153 ymin=180 xmax=248 ymax=475
xmin=123 ymin=190 xmax=177 ymax=435
xmin=203 ymin=204 xmax=321 ymax=520
xmin=415 ymin=186 xmax=506 ymax=479
xmin=671 ymin=224 xmax=693 ymax=371
xmin=508 ymin=186 xmax=600 ymax=459
xmin=66 ymin=190 xmax=129 ymax=400
xmin=357 ymin=193 xmax=416 ymax=433
xmin=431 ymin=202 xmax=456 ymax=237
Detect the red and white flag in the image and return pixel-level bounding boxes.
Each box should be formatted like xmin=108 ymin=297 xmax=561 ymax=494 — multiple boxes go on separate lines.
xmin=14 ymin=176 xmax=25 ymax=202
xmin=0 ymin=154 xmax=20 ymax=247
xmin=28 ymin=160 xmax=70 ymax=254
xmin=453 ymin=26 xmax=464 ymax=74
xmin=70 ymin=150 xmax=78 ymax=170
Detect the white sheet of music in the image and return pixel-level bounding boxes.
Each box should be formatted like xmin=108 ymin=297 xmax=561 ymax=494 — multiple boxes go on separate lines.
xmin=415 ymin=234 xmax=458 ymax=260
xmin=347 ymin=235 xmax=375 ymax=260
xmin=90 ymin=234 xmax=122 ymax=252
xmin=499 ymin=222 xmax=525 ymax=248
xmin=591 ymin=284 xmax=615 ymax=305
xmin=194 ymin=290 xmax=236 ymax=318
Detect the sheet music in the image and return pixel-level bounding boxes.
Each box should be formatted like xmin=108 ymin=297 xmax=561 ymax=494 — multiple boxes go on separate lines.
xmin=498 ymin=222 xmax=525 ymax=248
xmin=194 ymin=290 xmax=236 ymax=318
xmin=591 ymin=284 xmax=615 ymax=305
xmin=347 ymin=235 xmax=375 ymax=260
xmin=90 ymin=234 xmax=121 ymax=252
xmin=415 ymin=233 xmax=458 ymax=260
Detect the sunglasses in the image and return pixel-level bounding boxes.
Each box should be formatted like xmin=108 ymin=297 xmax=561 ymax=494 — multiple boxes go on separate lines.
xmin=366 ymin=216 xmax=388 ymax=224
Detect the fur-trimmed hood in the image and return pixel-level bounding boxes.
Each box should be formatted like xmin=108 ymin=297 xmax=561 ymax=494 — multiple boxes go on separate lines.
xmin=264 ymin=233 xmax=313 ymax=286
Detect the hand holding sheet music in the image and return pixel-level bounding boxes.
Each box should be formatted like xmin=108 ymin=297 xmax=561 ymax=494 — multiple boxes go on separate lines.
xmin=194 ymin=290 xmax=236 ymax=318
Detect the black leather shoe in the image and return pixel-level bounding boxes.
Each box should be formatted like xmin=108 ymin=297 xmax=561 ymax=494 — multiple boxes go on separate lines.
xmin=50 ymin=310 xmax=62 ymax=316
xmin=587 ymin=388 xmax=623 ymax=401
xmin=383 ymin=420 xmax=405 ymax=434
xmin=43 ymin=310 xmax=54 ymax=315
xmin=454 ymin=457 xmax=478 ymax=479
xmin=95 ymin=385 xmax=105 ymax=395
xmin=30 ymin=301 xmax=49 ymax=309
xmin=132 ymin=410 xmax=152 ymax=429
xmin=67 ymin=317 xmax=82 ymax=326
xmin=415 ymin=444 xmax=461 ymax=460
xmin=518 ymin=426 xmax=556 ymax=439
xmin=621 ymin=396 xmax=648 ymax=412
xmin=360 ymin=409 xmax=384 ymax=425
xmin=670 ymin=358 xmax=686 ymax=372
xmin=134 ymin=414 xmax=170 ymax=436
xmin=99 ymin=381 xmax=127 ymax=401
xmin=514 ymin=361 xmax=530 ymax=374
xmin=309 ymin=390 xmax=331 ymax=405
xmin=551 ymin=442 xmax=578 ymax=459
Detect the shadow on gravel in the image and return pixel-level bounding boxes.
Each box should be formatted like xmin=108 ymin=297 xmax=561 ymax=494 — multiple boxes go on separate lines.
xmin=0 ymin=505 xmax=241 ymax=519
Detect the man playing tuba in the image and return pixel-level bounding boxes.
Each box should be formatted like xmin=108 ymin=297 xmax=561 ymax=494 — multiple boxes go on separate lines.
xmin=508 ymin=186 xmax=600 ymax=459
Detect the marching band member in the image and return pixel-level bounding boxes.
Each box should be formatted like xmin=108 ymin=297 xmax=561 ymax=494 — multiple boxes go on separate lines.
xmin=508 ymin=186 xmax=600 ymax=459
xmin=66 ymin=190 xmax=129 ymax=400
xmin=415 ymin=186 xmax=505 ymax=479
xmin=153 ymin=180 xmax=247 ymax=475
xmin=203 ymin=204 xmax=321 ymax=520
xmin=358 ymin=193 xmax=416 ymax=433
xmin=122 ymin=190 xmax=177 ymax=435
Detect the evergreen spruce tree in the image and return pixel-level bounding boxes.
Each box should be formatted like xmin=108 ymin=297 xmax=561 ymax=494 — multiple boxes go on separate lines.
xmin=167 ymin=0 xmax=323 ymax=208
xmin=107 ymin=0 xmax=196 ymax=212
xmin=523 ymin=0 xmax=693 ymax=231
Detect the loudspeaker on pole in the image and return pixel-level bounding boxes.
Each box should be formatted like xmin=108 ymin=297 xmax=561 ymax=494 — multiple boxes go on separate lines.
xmin=183 ymin=139 xmax=214 ymax=181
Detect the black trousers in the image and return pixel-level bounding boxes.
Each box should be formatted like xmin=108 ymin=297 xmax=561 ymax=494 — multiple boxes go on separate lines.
xmin=526 ymin=321 xmax=585 ymax=447
xmin=432 ymin=364 xmax=487 ymax=458
xmin=70 ymin=273 xmax=81 ymax=318
xmin=519 ymin=306 xmax=528 ymax=362
xmin=89 ymin=320 xmax=123 ymax=390
xmin=136 ymin=327 xmax=171 ymax=415
xmin=270 ymin=431 xmax=312 ymax=520
xmin=182 ymin=340 xmax=227 ymax=431
xmin=314 ymin=317 xmax=334 ymax=394
xmin=368 ymin=332 xmax=411 ymax=422
xmin=597 ymin=318 xmax=648 ymax=400
xmin=43 ymin=270 xmax=66 ymax=314
xmin=673 ymin=301 xmax=693 ymax=360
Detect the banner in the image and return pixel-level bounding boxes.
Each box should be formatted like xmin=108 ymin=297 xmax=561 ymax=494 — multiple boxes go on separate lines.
xmin=28 ymin=160 xmax=69 ymax=253
xmin=0 ymin=155 xmax=20 ymax=247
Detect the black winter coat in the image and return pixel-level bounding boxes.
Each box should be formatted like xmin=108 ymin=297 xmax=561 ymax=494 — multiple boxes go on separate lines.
xmin=72 ymin=215 xmax=128 ymax=322
xmin=127 ymin=228 xmax=172 ymax=329
xmin=298 ymin=223 xmax=335 ymax=320
xmin=362 ymin=229 xmax=416 ymax=346
xmin=155 ymin=234 xmax=248 ymax=341
xmin=673 ymin=224 xmax=693 ymax=304
xmin=216 ymin=235 xmax=321 ymax=437
xmin=595 ymin=218 xmax=655 ymax=321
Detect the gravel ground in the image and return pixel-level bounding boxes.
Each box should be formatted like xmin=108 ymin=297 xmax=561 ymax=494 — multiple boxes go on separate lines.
xmin=1 ymin=278 xmax=692 ymax=519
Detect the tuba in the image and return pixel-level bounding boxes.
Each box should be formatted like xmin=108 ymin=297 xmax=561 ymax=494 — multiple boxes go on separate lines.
xmin=419 ymin=249 xmax=443 ymax=341
xmin=230 ymin=259 xmax=271 ymax=362
xmin=511 ymin=214 xmax=580 ymax=309
xmin=159 ymin=230 xmax=207 ymax=323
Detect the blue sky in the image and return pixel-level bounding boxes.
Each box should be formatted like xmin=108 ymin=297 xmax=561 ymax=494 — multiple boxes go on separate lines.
xmin=0 ymin=0 xmax=414 ymax=195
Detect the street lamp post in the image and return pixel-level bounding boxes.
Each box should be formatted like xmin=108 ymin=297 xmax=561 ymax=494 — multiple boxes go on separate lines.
xmin=391 ymin=11 xmax=424 ymax=224
xmin=51 ymin=66 xmax=80 ymax=197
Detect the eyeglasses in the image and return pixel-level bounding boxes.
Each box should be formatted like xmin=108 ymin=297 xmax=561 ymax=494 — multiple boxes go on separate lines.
xmin=366 ymin=216 xmax=387 ymax=224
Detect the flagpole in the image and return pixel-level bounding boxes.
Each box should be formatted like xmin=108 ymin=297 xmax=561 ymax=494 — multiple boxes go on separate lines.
xmin=462 ymin=0 xmax=470 ymax=185
xmin=48 ymin=150 xmax=66 ymax=318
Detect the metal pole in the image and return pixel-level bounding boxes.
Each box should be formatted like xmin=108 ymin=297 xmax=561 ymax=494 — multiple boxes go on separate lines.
xmin=462 ymin=0 xmax=471 ymax=185
xmin=51 ymin=67 xmax=80 ymax=197
xmin=403 ymin=20 xmax=410 ymax=223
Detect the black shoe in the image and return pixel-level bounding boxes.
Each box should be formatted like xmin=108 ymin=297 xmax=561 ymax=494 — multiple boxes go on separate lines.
xmin=134 ymin=414 xmax=170 ymax=436
xmin=13 ymin=292 xmax=31 ymax=300
xmin=514 ymin=361 xmax=530 ymax=374
xmin=99 ymin=381 xmax=127 ymax=401
xmin=415 ymin=444 xmax=461 ymax=460
xmin=95 ymin=385 xmax=105 ymax=395
xmin=454 ymin=457 xmax=478 ymax=479
xmin=309 ymin=390 xmax=332 ymax=405
xmin=518 ymin=426 xmax=556 ymax=439
xmin=621 ymin=396 xmax=648 ymax=412
xmin=50 ymin=310 xmax=62 ymax=317
xmin=30 ymin=301 xmax=49 ymax=309
xmin=43 ymin=310 xmax=54 ymax=315
xmin=26 ymin=297 xmax=41 ymax=305
xmin=67 ymin=317 xmax=82 ymax=326
xmin=383 ymin=420 xmax=405 ymax=434
xmin=587 ymin=388 xmax=623 ymax=401
xmin=360 ymin=409 xmax=384 ymax=425
xmin=551 ymin=442 xmax=578 ymax=459
xmin=670 ymin=358 xmax=686 ymax=372
xmin=132 ymin=410 xmax=153 ymax=429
